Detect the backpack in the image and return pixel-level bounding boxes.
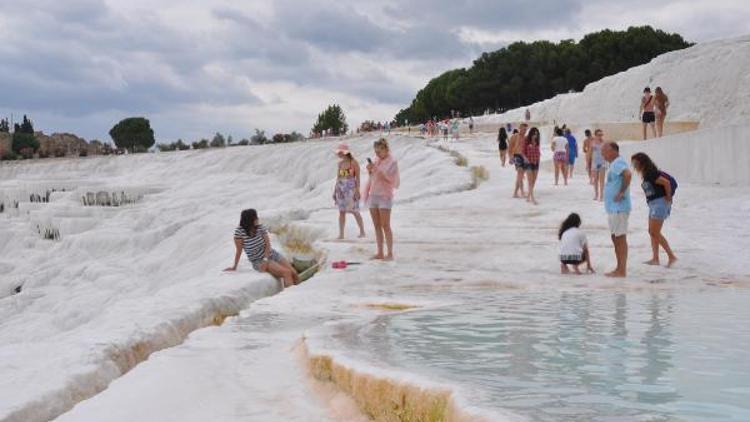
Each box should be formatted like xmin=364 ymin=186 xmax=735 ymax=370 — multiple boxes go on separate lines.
xmin=660 ymin=171 xmax=678 ymax=196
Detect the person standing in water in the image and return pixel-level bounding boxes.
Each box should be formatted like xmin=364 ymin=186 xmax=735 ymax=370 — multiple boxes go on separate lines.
xmin=631 ymin=152 xmax=678 ymax=267
xmin=364 ymin=138 xmax=400 ymax=261
xmin=551 ymin=127 xmax=569 ymax=186
xmin=333 ymin=143 xmax=366 ymax=239
xmin=523 ymin=127 xmax=541 ymax=205
xmin=510 ymin=123 xmax=528 ymax=198
xmin=564 ymin=128 xmax=578 ymax=179
xmin=497 ymin=127 xmax=509 ymax=167
xmin=225 ymin=209 xmax=300 ymax=287
xmin=640 ymin=87 xmax=657 ymax=140
xmin=654 ymin=87 xmax=670 ymax=138
xmin=591 ymin=129 xmax=606 ymax=201
xmin=602 ymin=142 xmax=632 ymax=277
xmin=582 ymin=129 xmax=594 ymax=184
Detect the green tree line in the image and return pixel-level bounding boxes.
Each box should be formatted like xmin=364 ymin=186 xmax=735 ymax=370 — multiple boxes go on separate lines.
xmin=395 ymin=26 xmax=691 ymax=124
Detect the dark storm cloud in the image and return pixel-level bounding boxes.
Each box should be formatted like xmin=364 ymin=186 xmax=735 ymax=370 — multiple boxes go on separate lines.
xmin=1 ymin=0 xmax=747 ymax=139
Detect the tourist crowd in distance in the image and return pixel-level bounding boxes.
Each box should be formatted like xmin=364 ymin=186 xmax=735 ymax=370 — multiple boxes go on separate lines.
xmin=226 ymin=86 xmax=676 ymax=285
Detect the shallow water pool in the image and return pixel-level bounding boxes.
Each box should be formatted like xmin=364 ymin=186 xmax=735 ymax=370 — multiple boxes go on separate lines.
xmin=334 ymin=288 xmax=750 ymax=421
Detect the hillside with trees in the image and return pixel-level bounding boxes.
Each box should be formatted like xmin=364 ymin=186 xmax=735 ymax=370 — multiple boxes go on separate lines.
xmin=395 ymin=26 xmax=692 ymax=124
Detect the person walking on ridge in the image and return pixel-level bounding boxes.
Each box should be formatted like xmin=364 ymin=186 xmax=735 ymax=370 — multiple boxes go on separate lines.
xmin=497 ymin=127 xmax=509 ymax=167
xmin=640 ymin=87 xmax=657 ymax=140
xmin=510 ymin=123 xmax=528 ymax=198
xmin=523 ymin=127 xmax=541 ymax=205
xmin=654 ymin=87 xmax=670 ymax=138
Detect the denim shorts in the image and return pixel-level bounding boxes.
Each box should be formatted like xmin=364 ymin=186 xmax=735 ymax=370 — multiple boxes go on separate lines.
xmin=648 ymin=197 xmax=671 ymax=221
xmin=251 ymin=249 xmax=282 ymax=271
xmin=368 ymin=194 xmax=393 ymax=209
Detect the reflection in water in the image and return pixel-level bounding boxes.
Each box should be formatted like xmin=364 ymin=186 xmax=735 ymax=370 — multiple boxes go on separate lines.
xmin=333 ymin=289 xmax=750 ymax=421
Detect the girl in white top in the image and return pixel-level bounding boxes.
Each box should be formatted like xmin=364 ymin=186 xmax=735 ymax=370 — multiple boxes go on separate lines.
xmin=551 ymin=127 xmax=569 ymax=186
xmin=558 ymin=213 xmax=594 ymax=274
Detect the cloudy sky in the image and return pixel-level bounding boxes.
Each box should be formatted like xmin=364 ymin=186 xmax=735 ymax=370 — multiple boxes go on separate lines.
xmin=0 ymin=0 xmax=748 ymax=142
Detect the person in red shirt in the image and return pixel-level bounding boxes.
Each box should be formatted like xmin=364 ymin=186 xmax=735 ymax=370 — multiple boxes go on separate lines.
xmin=523 ymin=127 xmax=541 ymax=205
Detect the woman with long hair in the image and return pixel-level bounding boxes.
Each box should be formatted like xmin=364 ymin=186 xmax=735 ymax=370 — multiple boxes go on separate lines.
xmin=631 ymin=152 xmax=678 ymax=267
xmin=654 ymin=87 xmax=670 ymax=137
xmin=558 ymin=213 xmax=594 ymax=274
xmin=364 ymin=138 xmax=400 ymax=260
xmin=523 ymin=127 xmax=541 ymax=204
xmin=497 ymin=127 xmax=509 ymax=166
xmin=224 ymin=209 xmax=300 ymax=287
xmin=333 ymin=143 xmax=366 ymax=239
xmin=551 ymin=126 xmax=569 ymax=186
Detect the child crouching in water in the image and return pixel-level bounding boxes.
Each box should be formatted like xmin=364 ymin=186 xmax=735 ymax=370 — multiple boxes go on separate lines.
xmin=558 ymin=213 xmax=594 ymax=274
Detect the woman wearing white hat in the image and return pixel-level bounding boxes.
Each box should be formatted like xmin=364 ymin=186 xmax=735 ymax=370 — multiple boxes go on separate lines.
xmin=333 ymin=143 xmax=366 ymax=239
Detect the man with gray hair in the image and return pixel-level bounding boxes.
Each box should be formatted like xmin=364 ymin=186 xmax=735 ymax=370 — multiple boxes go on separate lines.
xmin=602 ymin=141 xmax=632 ymax=277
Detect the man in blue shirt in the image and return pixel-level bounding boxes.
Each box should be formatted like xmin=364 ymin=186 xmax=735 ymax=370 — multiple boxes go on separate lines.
xmin=564 ymin=128 xmax=578 ymax=179
xmin=602 ymin=141 xmax=632 ymax=277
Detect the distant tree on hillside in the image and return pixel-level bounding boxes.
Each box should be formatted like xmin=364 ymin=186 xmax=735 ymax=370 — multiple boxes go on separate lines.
xmin=109 ymin=117 xmax=155 ymax=153
xmin=395 ymin=26 xmax=692 ymax=124
xmin=0 ymin=118 xmax=9 ymax=133
xmin=175 ymin=139 xmax=190 ymax=150
xmin=13 ymin=115 xmax=34 ymax=134
xmin=210 ymin=132 xmax=226 ymax=148
xmin=237 ymin=138 xmax=250 ymax=146
xmin=250 ymin=129 xmax=268 ymax=145
xmin=312 ymin=104 xmax=348 ymax=136
xmin=12 ymin=132 xmax=40 ymax=158
xmin=192 ymin=139 xmax=209 ymax=149
xmin=272 ymin=132 xmax=305 ymax=143
xmin=227 ymin=135 xmax=234 ymax=145
xmin=157 ymin=143 xmax=176 ymax=152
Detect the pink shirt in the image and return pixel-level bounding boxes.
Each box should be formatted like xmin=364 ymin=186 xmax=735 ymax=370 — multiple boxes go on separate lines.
xmin=364 ymin=155 xmax=400 ymax=200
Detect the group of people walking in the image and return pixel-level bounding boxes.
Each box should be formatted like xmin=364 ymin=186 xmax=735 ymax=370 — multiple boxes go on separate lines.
xmin=225 ymin=138 xmax=400 ymax=287
xmin=641 ymin=86 xmax=670 ymax=139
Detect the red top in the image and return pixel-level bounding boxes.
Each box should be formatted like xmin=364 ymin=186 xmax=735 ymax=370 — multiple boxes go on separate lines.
xmin=524 ymin=140 xmax=541 ymax=164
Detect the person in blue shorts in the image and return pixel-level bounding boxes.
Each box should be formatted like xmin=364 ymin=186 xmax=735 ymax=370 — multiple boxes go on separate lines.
xmin=631 ymin=152 xmax=678 ymax=268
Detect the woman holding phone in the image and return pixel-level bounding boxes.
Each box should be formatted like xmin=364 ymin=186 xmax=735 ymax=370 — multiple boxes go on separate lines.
xmin=363 ymin=138 xmax=400 ymax=260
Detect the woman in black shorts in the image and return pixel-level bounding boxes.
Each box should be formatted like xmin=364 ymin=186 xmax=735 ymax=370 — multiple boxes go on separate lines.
xmin=497 ymin=127 xmax=508 ymax=166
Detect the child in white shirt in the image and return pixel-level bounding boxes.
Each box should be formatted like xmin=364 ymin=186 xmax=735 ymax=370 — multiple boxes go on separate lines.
xmin=559 ymin=213 xmax=594 ymax=274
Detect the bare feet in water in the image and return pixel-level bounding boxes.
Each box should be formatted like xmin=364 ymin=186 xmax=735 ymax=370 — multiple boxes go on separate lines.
xmin=644 ymin=259 xmax=660 ymax=266
xmin=371 ymin=254 xmax=384 ymax=260
xmin=605 ymin=270 xmax=626 ymax=278
xmin=667 ymin=257 xmax=678 ymax=268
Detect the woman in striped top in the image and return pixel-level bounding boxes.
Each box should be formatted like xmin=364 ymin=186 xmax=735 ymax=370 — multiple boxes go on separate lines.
xmin=224 ymin=209 xmax=299 ymax=287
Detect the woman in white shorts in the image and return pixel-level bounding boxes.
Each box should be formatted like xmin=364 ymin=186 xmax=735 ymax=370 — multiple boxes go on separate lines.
xmin=364 ymin=138 xmax=400 ymax=260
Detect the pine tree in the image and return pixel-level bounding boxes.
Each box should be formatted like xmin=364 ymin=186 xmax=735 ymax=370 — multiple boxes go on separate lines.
xmin=312 ymin=104 xmax=348 ymax=136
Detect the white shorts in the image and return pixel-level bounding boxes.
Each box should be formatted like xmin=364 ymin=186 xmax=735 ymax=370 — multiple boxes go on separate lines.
xmin=608 ymin=213 xmax=630 ymax=237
